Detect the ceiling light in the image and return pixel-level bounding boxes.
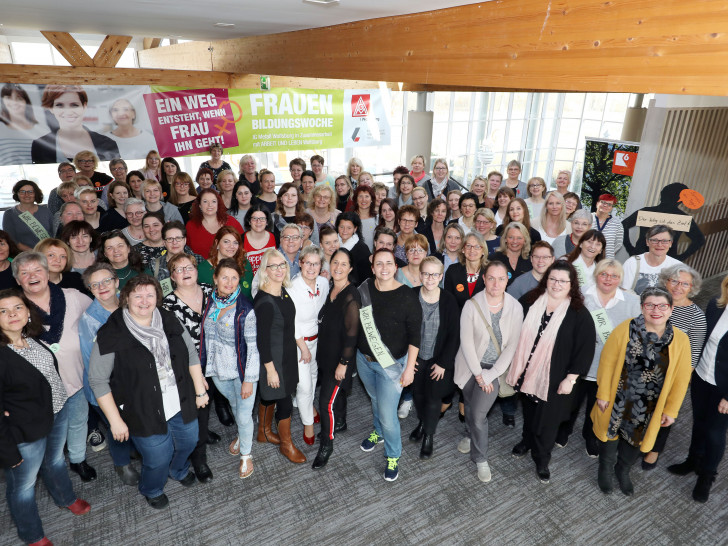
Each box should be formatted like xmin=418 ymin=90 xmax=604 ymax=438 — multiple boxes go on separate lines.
xmin=303 ymin=0 xmax=340 ymax=5
xmin=214 ymin=23 xmax=235 ymax=28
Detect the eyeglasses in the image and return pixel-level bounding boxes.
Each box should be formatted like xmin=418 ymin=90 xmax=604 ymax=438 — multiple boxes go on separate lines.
xmin=298 ymin=225 xmax=312 ymax=232
xmin=59 ymin=168 xmax=75 ymax=175
xmin=302 ymin=261 xmax=321 ymax=268
xmin=648 ymin=238 xmax=672 ymax=246
xmin=598 ymin=202 xmax=614 ymax=208
xmin=89 ymin=277 xmax=115 ymax=290
xmin=126 ymin=211 xmax=145 ymax=217
xmin=400 ymin=218 xmax=417 ymax=225
xmin=165 ymin=236 xmax=185 ymax=244
xmin=281 ymin=235 xmax=301 ymax=241
xmin=598 ymin=272 xmax=620 ymax=281
xmin=250 ymin=217 xmax=267 ymax=223
xmin=667 ymin=279 xmax=692 ymax=289
xmin=266 ymin=263 xmax=287 ymax=271
xmin=173 ymin=265 xmax=196 ymax=274
xmin=18 ymin=189 xmax=35 ymax=195
xmin=548 ymin=277 xmax=571 ymax=286
xmin=464 ymin=244 xmax=482 ymax=251
xmin=434 ymin=167 xmax=448 ymax=171
xmin=421 ymin=272 xmax=442 ymax=280
xmin=77 ymin=159 xmax=94 ymax=164
xmin=111 ymin=166 xmax=126 ymax=172
xmin=174 ymin=182 xmax=189 ymax=187
xmin=643 ymin=303 xmax=671 ymax=311
xmin=532 ymin=254 xmax=553 ymax=262
xmin=407 ymin=248 xmax=426 ymax=255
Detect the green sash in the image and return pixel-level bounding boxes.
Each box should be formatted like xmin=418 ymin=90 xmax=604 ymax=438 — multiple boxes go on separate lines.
xmin=18 ymin=210 xmax=50 ymax=240
xmin=590 ymin=308 xmax=614 ymax=344
xmin=358 ymin=279 xmax=397 ymax=368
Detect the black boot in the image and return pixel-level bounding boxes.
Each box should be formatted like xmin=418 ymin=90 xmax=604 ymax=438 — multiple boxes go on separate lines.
xmin=597 ymin=440 xmax=618 ymax=494
xmin=614 ymin=442 xmax=640 ymax=496
xmin=214 ymin=394 xmax=235 ymax=427
xmin=420 ymin=434 xmax=434 ymax=459
xmin=334 ymin=420 xmax=347 ymax=433
xmin=692 ymin=473 xmax=717 ymax=503
xmin=312 ymin=442 xmax=334 ymax=470
xmin=409 ymin=421 xmax=424 ymax=442
xmin=667 ymin=457 xmax=699 ymax=476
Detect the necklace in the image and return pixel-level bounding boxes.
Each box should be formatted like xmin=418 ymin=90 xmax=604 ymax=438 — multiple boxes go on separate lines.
xmin=117 ymin=267 xmax=132 ymax=280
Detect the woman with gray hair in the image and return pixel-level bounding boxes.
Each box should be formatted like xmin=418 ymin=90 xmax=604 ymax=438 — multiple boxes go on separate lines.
xmin=287 ymin=245 xmax=329 ymax=445
xmin=551 ymin=209 xmax=592 ymax=258
xmin=621 ymin=224 xmax=682 ymax=295
xmin=122 ymin=197 xmax=146 ymax=246
xmin=642 ymin=263 xmax=707 ymax=470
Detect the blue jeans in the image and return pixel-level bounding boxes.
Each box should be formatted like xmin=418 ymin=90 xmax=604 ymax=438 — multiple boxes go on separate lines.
xmin=91 ymin=405 xmax=132 ymax=467
xmin=4 ymin=403 xmax=78 ymax=544
xmin=212 ymin=376 xmax=257 ymax=456
xmin=356 ymin=351 xmax=405 ymax=459
xmin=132 ymin=412 xmax=198 ymax=498
xmin=65 ymin=389 xmax=89 ymax=464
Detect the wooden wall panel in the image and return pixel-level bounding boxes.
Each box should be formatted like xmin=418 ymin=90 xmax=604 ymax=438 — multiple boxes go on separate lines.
xmin=193 ymin=0 xmax=728 ymax=95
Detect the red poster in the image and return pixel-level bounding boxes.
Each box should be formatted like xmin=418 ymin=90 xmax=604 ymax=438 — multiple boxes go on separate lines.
xmin=351 ymin=94 xmax=370 ymax=117
xmin=143 ymin=88 xmax=239 ymax=156
xmin=612 ymin=150 xmax=637 ymax=176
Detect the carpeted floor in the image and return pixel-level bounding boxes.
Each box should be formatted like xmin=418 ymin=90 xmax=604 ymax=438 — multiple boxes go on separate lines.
xmin=1 ymin=372 xmax=726 ymax=546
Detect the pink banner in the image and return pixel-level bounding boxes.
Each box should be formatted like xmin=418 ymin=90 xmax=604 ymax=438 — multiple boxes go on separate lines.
xmin=143 ymin=88 xmax=239 ymax=156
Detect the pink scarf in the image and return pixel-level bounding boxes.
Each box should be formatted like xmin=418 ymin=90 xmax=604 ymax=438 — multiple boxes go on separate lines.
xmin=506 ymin=293 xmax=570 ymax=401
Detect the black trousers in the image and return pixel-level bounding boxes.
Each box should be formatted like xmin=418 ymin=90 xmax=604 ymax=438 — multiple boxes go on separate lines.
xmin=688 ymin=373 xmax=728 ymax=475
xmin=557 ymin=380 xmax=598 ymax=445
xmin=190 ymin=400 xmax=211 ymax=467
xmin=412 ymin=358 xmax=445 ymax=435
xmin=521 ymin=395 xmax=561 ymax=468
xmin=318 ymin=374 xmax=348 ymax=445
xmin=261 ymin=395 xmax=293 ymax=420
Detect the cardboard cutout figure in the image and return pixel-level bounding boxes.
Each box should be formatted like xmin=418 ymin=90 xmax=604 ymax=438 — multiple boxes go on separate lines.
xmin=621 ymin=182 xmax=705 ymax=260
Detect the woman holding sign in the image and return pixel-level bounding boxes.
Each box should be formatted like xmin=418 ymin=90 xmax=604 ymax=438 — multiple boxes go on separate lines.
xmin=555 ymin=259 xmax=641 ymax=456
xmin=563 ymin=229 xmax=606 ymax=290
xmin=357 ymin=248 xmax=421 ymax=482
xmin=3 ymin=180 xmax=53 ymax=251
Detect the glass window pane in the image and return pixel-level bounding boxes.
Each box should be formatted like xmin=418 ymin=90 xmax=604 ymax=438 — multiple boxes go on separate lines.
xmin=432 ymin=92 xmax=451 ymax=123
xmin=511 ymin=93 xmax=528 ymax=119
xmin=584 ymin=94 xmax=607 ymax=119
xmin=562 ymin=93 xmax=585 ymax=118
xmin=11 ymin=42 xmax=54 ymax=65
xmin=492 ymin=93 xmax=510 ymax=120
xmin=507 ymin=120 xmax=524 ymax=152
xmin=452 ymin=93 xmax=472 ymax=122
xmin=557 ymin=119 xmax=580 ymax=148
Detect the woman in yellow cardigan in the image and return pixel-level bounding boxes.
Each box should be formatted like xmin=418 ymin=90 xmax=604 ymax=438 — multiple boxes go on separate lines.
xmin=592 ymin=286 xmax=692 ymax=496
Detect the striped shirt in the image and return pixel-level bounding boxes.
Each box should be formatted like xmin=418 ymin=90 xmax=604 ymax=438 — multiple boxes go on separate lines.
xmin=670 ymin=303 xmax=708 ymax=368
xmin=592 ymin=213 xmax=624 ymax=259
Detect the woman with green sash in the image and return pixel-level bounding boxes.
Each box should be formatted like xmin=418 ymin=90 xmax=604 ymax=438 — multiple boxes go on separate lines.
xmin=2 ymin=180 xmax=53 ymax=251
xmin=357 ymin=248 xmax=421 ymax=482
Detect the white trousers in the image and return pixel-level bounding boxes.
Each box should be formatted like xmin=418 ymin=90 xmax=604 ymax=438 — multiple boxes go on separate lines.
xmin=296 ymin=338 xmax=319 ymax=426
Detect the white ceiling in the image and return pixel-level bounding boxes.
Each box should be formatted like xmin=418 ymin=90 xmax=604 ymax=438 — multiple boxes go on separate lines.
xmin=1 ymin=0 xmax=484 ymax=42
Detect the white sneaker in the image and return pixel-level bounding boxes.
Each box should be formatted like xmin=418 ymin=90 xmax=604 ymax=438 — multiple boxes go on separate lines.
xmin=457 ymin=436 xmax=471 ymax=454
xmin=397 ymin=399 xmax=413 ymax=419
xmin=477 ymin=461 xmax=492 ymax=483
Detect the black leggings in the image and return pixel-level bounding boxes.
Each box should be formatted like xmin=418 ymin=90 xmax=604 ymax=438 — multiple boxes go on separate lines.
xmin=261 ymin=395 xmax=293 ymax=421
xmin=412 ymin=358 xmax=445 ymax=435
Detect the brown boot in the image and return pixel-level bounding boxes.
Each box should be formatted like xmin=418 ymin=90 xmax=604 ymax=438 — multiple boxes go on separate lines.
xmin=278 ymin=417 xmax=306 ymax=463
xmin=256 ymin=403 xmax=280 ymax=445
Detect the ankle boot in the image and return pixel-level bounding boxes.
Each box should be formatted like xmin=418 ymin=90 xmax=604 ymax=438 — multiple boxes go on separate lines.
xmin=692 ymin=473 xmax=717 ymax=503
xmin=409 ymin=421 xmax=424 ymax=442
xmin=597 ymin=440 xmax=618 ymax=494
xmin=256 ymin=403 xmax=280 ymax=445
xmin=278 ymin=417 xmax=306 ymax=463
xmin=312 ymin=441 xmax=334 ymax=469
xmin=214 ymin=390 xmax=235 ymax=426
xmin=420 ymin=434 xmax=434 ymax=459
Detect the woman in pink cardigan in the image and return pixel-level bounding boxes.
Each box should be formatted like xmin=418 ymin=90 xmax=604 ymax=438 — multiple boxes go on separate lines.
xmin=454 ymin=260 xmax=524 ymax=483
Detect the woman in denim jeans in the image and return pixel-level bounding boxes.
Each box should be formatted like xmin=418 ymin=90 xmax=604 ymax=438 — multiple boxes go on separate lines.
xmin=1 ymin=289 xmax=90 ymax=546
xmin=357 ymin=248 xmax=421 ymax=482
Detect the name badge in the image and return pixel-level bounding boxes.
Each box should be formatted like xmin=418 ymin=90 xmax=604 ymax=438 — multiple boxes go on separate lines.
xmin=49 ymin=343 xmax=60 ymax=353
xmin=574 ymin=262 xmax=588 ymax=287
xmin=160 ymin=278 xmax=173 ymax=297
xmin=590 ymin=308 xmax=614 ymax=344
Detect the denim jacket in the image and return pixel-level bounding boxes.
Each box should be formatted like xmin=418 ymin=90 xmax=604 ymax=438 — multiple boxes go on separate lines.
xmin=79 ymin=299 xmax=112 ymax=406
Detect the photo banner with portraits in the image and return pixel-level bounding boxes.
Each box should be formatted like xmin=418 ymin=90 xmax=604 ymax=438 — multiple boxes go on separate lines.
xmin=0 ymin=83 xmax=392 ymax=167
xmin=0 ymin=83 xmax=156 ymax=166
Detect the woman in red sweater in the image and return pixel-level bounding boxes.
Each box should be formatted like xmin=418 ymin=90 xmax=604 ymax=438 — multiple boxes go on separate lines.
xmin=185 ymin=188 xmax=243 ymax=258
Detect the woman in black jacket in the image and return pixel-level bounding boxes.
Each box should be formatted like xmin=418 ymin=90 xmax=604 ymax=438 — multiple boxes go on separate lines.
xmin=0 ymin=289 xmax=90 ymax=545
xmin=668 ymin=274 xmax=728 ymax=503
xmin=410 ymin=257 xmax=460 ymax=458
xmin=443 ymin=231 xmax=488 ymax=309
xmin=89 ymin=275 xmax=209 ymax=510
xmin=335 ymin=211 xmax=371 ymax=285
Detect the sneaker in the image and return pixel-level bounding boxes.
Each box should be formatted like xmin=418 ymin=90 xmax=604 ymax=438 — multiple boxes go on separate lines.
xmin=555 ymin=439 xmax=568 ymax=449
xmin=384 ymin=457 xmax=399 ymax=481
xmin=87 ymin=429 xmax=107 ymax=452
xmin=585 ymin=438 xmax=600 ymax=458
xmin=457 ymin=437 xmax=471 ymax=454
xmin=537 ymin=466 xmax=550 ymax=484
xmin=476 ymin=461 xmax=492 ymax=483
xmin=360 ymin=431 xmax=384 ymax=452
xmin=397 ymin=399 xmax=413 ymax=419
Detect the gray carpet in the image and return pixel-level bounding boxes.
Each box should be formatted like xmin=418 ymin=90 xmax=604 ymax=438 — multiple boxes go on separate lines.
xmin=1 ymin=375 xmax=726 ymax=546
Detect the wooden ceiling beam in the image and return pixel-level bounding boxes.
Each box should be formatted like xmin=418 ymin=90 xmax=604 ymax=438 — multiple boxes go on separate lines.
xmin=93 ymin=35 xmax=132 ymax=68
xmin=40 ymin=31 xmax=94 ymax=67
xmin=185 ymin=0 xmax=728 ymax=96
xmin=143 ymin=38 xmax=162 ymax=50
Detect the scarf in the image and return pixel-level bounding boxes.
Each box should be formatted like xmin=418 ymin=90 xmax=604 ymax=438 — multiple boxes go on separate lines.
xmin=431 ymin=178 xmax=448 ymax=199
xmin=340 ymin=233 xmax=360 ymax=251
xmin=35 ymin=282 xmax=67 ymax=345
xmin=506 ymin=292 xmax=570 ymax=401
xmin=122 ymin=308 xmax=175 ymax=390
xmin=210 ymin=285 xmax=240 ymax=322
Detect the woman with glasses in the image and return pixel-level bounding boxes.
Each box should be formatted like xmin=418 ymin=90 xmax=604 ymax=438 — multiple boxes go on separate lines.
xmin=591 ymin=193 xmax=623 ymax=259
xmin=198 ymin=227 xmax=253 ymax=300
xmin=395 ymin=234 xmax=428 ymax=288
xmin=444 ymin=231 xmax=488 ymax=309
xmin=168 ymin=172 xmax=198 ymax=224
xmin=121 ymin=198 xmax=146 ymax=246
xmin=551 ymin=209 xmax=592 ymax=259
xmin=3 ymin=180 xmax=53 ymax=252
xmin=396 ymin=174 xmax=415 ymax=207
xmin=504 ymin=160 xmax=528 ymax=199
xmin=524 ymin=177 xmax=547 ymax=223
xmin=199 ymin=143 xmax=232 ymax=184
xmin=410 ymin=257 xmax=460 ymax=459
xmin=455 ymin=260 xmax=523 ymax=482
xmin=288 ymin=246 xmax=329 ymax=446
xmin=423 ymin=159 xmax=459 ymax=201
xmin=592 ymin=286 xmax=691 ymax=496
xmin=186 ymin=188 xmax=244 ymax=258
xmin=149 ymin=221 xmax=204 ymax=286
xmin=395 ymin=205 xmax=419 ymax=264
xmin=555 ymin=259 xmax=641 ymax=457
xmin=455 ymin=192 xmax=479 ymax=235
xmin=243 ymin=206 xmax=276 ymax=276
xmin=622 ymin=225 xmax=682 ymax=295
xmin=254 ymin=249 xmax=305 ymax=463
xmin=508 ymin=261 xmax=595 ymax=484
xmin=641 ymin=264 xmax=707 ymax=470
xmin=473 ymin=208 xmax=500 ymax=255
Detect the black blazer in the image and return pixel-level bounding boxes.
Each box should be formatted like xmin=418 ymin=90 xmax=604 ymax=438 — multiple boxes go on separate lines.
xmin=0 ymin=343 xmax=57 ymax=468
xmin=31 ymin=127 xmax=120 ymax=164
xmin=702 ymin=298 xmax=728 ymax=399
xmin=96 ymin=308 xmax=197 ymax=437
xmin=349 ymin=239 xmax=372 ymax=286
xmin=488 ymin=251 xmax=533 ymax=287
xmin=443 ymin=262 xmax=486 ymax=309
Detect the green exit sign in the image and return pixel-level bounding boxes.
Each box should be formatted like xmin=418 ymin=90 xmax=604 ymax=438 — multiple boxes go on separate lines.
xmin=260 ymin=76 xmax=270 ymax=90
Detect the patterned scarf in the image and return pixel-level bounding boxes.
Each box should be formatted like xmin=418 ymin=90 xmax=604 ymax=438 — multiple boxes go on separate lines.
xmin=210 ymin=285 xmax=240 ymax=322
xmin=607 ymin=315 xmax=674 ymax=444
xmin=122 ymin=308 xmax=175 ymax=391
xmin=34 ymin=282 xmax=67 ymax=345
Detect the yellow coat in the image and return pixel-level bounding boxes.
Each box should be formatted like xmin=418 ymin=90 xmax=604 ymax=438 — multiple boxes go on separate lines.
xmin=591 ymin=319 xmax=692 ymax=453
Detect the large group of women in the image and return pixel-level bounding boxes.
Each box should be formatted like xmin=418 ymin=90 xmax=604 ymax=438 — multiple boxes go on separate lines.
xmin=1 ymin=148 xmax=727 ymax=546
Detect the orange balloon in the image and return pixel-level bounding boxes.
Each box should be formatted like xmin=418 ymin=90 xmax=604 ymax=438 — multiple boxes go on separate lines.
xmin=679 ymin=189 xmax=705 ymax=210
